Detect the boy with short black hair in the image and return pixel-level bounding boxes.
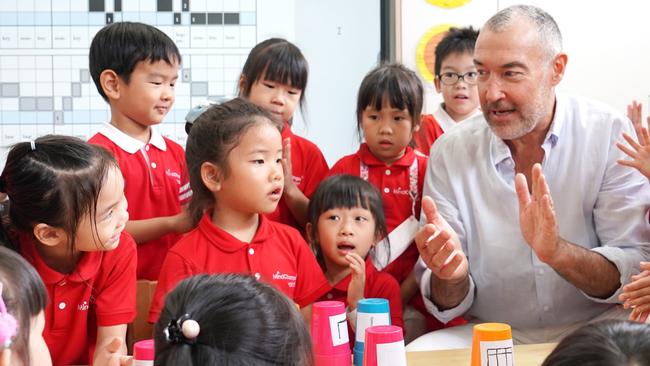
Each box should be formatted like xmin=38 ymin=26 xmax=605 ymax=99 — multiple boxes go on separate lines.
xmin=415 ymin=26 xmax=482 ymax=155
xmin=89 ymin=21 xmax=192 ymax=280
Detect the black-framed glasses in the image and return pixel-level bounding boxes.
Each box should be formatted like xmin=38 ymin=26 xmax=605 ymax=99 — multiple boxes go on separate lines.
xmin=438 ymin=71 xmax=478 ymax=85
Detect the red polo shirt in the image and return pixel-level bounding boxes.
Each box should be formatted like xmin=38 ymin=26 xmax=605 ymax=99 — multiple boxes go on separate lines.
xmin=266 ymin=122 xmax=329 ymax=230
xmin=328 ymin=143 xmax=428 ymax=283
xmin=19 ymin=232 xmax=137 ymax=366
xmin=148 ymin=213 xmax=330 ymax=323
xmin=89 ymin=123 xmax=191 ymax=280
xmin=413 ymin=114 xmax=445 ymax=156
xmin=319 ymin=260 xmax=404 ymax=337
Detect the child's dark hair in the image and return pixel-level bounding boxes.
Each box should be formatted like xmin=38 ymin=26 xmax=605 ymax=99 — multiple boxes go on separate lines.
xmin=542 ymin=320 xmax=650 ymax=366
xmin=0 ymin=135 xmax=119 ymax=254
xmin=154 ymin=274 xmax=313 ymax=366
xmin=434 ymin=26 xmax=479 ymax=77
xmin=356 ymin=63 xmax=423 ymax=141
xmin=185 ymin=98 xmax=281 ymax=225
xmin=238 ymin=38 xmax=309 ymax=114
xmin=307 ymin=174 xmax=389 ymax=270
xmin=0 ymin=246 xmax=48 ymax=365
xmin=89 ymin=21 xmax=181 ymax=102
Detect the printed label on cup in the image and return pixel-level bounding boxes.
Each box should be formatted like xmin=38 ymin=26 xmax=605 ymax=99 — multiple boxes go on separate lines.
xmin=376 ymin=340 xmax=407 ymax=366
xmin=479 ymin=339 xmax=514 ymax=366
xmin=355 ymin=312 xmax=390 ymax=342
xmin=329 ymin=312 xmax=349 ymax=346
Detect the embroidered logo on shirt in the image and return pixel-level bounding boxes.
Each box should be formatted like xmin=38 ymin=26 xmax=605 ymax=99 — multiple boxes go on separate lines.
xmin=392 ymin=187 xmax=409 ymax=195
xmin=292 ymin=175 xmax=303 ymax=186
xmin=166 ymin=168 xmax=181 ymax=185
xmin=273 ymin=271 xmax=297 ymax=288
xmin=77 ymin=301 xmax=89 ymax=311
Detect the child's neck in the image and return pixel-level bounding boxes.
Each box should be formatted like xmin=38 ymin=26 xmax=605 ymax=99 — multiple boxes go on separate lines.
xmin=324 ymin=259 xmax=352 ymax=285
xmin=211 ymin=206 xmax=260 ymax=243
xmin=35 ymin=242 xmax=82 ymax=274
xmin=110 ymin=108 xmax=152 ymax=144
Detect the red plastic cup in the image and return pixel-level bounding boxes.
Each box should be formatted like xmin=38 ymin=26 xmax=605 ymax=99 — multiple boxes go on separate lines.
xmin=133 ymin=339 xmax=154 ymax=365
xmin=362 ymin=325 xmax=406 ymax=366
xmin=310 ymin=301 xmax=352 ymax=366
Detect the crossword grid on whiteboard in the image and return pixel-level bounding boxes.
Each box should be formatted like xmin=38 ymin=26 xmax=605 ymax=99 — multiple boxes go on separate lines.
xmin=0 ymin=0 xmax=256 ymax=147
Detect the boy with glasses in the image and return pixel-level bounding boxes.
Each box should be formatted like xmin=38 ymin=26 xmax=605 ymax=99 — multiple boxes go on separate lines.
xmin=415 ymin=26 xmax=482 ymax=155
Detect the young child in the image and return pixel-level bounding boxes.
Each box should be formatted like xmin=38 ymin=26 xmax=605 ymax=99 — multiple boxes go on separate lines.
xmin=0 ymin=135 xmax=136 ymax=366
xmin=88 ymin=21 xmax=192 ymax=281
xmin=155 ymin=274 xmax=312 ymax=365
xmin=238 ymin=38 xmax=329 ymax=230
xmin=0 ymin=246 xmax=51 ymax=366
xmin=329 ymin=63 xmax=464 ymax=341
xmin=148 ymin=98 xmax=329 ymax=323
xmin=414 ymin=26 xmax=482 ymax=155
xmin=307 ymin=174 xmax=403 ymax=334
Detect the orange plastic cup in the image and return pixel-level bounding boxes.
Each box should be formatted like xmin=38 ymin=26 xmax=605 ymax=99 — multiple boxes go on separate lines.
xmin=471 ymin=323 xmax=515 ymax=366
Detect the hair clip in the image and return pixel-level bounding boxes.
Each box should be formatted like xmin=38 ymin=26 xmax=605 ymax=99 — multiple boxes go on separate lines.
xmin=184 ymin=97 xmax=231 ymax=134
xmin=164 ymin=313 xmax=200 ymax=345
xmin=0 ymin=283 xmax=17 ymax=349
xmin=29 ymin=141 xmax=36 ymax=151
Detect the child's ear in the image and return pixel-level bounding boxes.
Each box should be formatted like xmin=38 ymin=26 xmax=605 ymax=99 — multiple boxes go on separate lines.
xmin=238 ymin=74 xmax=246 ymax=92
xmin=434 ymin=77 xmax=442 ymax=93
xmin=200 ymin=162 xmax=222 ymax=192
xmin=305 ymin=222 xmax=314 ymax=244
xmin=99 ymin=69 xmax=121 ymax=100
xmin=32 ymin=223 xmax=67 ymax=247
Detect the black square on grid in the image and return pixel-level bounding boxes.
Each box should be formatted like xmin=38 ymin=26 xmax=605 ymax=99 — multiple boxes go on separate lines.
xmin=224 ymin=13 xmax=239 ymax=25
xmin=106 ymin=13 xmax=113 ymax=24
xmin=174 ymin=12 xmax=181 ymax=24
xmin=157 ymin=0 xmax=172 ymax=11
xmin=208 ymin=13 xmax=223 ymax=25
xmin=115 ymin=0 xmax=122 ymax=12
xmin=89 ymin=0 xmax=104 ymax=12
xmin=182 ymin=0 xmax=190 ymax=12
xmin=191 ymin=13 xmax=206 ymax=24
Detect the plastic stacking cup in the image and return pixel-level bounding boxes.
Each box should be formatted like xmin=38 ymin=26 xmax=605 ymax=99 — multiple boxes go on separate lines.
xmin=133 ymin=339 xmax=154 ymax=366
xmin=354 ymin=298 xmax=391 ymax=366
xmin=362 ymin=325 xmax=406 ymax=366
xmin=471 ymin=323 xmax=515 ymax=366
xmin=311 ymin=301 xmax=352 ymax=366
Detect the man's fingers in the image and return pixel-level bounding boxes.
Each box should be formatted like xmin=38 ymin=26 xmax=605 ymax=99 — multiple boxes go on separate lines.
xmin=421 ymin=196 xmax=439 ymax=225
xmin=515 ymin=173 xmax=531 ymax=209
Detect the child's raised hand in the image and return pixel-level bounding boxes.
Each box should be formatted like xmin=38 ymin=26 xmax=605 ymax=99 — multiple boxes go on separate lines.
xmin=617 ymin=127 xmax=650 ymax=179
xmin=346 ymin=252 xmax=366 ymax=311
xmin=93 ymin=337 xmax=133 ymax=366
xmin=620 ymin=262 xmax=650 ymax=322
xmin=281 ymin=138 xmax=296 ymax=192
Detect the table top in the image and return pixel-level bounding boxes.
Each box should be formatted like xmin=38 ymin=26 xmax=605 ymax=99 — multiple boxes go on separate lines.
xmin=407 ymin=343 xmax=557 ymax=366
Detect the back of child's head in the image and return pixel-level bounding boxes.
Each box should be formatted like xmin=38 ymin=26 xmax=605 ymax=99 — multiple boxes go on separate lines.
xmin=238 ymin=38 xmax=308 ymax=106
xmin=0 ymin=135 xmax=118 ymax=252
xmin=542 ymin=320 xmax=650 ymax=366
xmin=356 ymin=63 xmax=423 ymax=138
xmin=0 ymin=246 xmax=48 ymax=365
xmin=185 ymin=98 xmax=281 ymax=224
xmin=154 ymin=274 xmax=312 ymax=366
xmin=307 ymin=174 xmax=388 ymax=269
xmin=89 ymin=21 xmax=181 ymax=102
xmin=434 ymin=26 xmax=479 ymax=77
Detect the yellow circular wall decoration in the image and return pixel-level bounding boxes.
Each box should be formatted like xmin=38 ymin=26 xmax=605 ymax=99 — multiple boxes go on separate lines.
xmin=415 ymin=24 xmax=455 ymax=83
xmin=425 ymin=0 xmax=471 ymax=8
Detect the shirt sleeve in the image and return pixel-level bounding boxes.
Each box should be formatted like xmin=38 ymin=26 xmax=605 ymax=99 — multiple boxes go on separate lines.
xmin=148 ymin=251 xmax=195 ymax=323
xmin=293 ymin=235 xmax=330 ymax=307
xmin=176 ymin=147 xmax=192 ymax=205
xmin=95 ymin=233 xmax=137 ymax=326
xmin=585 ymin=115 xmax=650 ymax=303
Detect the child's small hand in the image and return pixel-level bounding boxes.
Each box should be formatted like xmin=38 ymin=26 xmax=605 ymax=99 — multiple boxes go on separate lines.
xmin=619 ymin=262 xmax=650 ymax=322
xmin=93 ymin=337 xmax=133 ymax=366
xmin=281 ymin=138 xmax=298 ymax=194
xmin=617 ymin=127 xmax=650 ymax=179
xmin=346 ymin=252 xmax=366 ymax=310
xmin=170 ymin=205 xmax=194 ymax=234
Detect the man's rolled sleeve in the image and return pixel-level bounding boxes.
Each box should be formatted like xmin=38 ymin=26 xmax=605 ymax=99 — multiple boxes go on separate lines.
xmin=582 ymin=246 xmax=644 ymax=303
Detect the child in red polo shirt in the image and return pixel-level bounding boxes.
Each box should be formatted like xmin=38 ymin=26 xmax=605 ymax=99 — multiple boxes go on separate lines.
xmin=88 ymin=22 xmax=192 ymax=281
xmin=149 ymin=98 xmax=329 ymax=324
xmin=238 ymin=38 xmax=329 ymax=231
xmin=306 ymin=175 xmax=403 ymax=338
xmin=328 ymin=63 xmax=465 ymax=341
xmin=0 ymin=136 xmax=136 ymax=366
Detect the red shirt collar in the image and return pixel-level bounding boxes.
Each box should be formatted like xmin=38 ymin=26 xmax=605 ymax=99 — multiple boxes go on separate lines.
xmin=331 ymin=258 xmax=379 ymax=291
xmin=197 ymin=212 xmax=272 ymax=252
xmin=19 ymin=232 xmax=102 ymax=284
xmin=358 ymin=143 xmax=416 ymax=167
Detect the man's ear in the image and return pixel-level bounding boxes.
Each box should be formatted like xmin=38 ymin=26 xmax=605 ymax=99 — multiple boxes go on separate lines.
xmin=200 ymin=162 xmax=223 ymax=192
xmin=32 ymin=223 xmax=67 ymax=247
xmin=99 ymin=69 xmax=121 ymax=100
xmin=550 ymin=53 xmax=568 ymax=86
